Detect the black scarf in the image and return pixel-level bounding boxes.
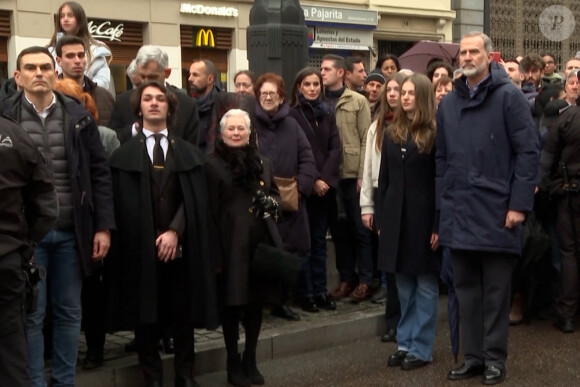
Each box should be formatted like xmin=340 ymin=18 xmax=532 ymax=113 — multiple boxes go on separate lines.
xmin=215 ymin=139 xmax=263 ymax=191
xmin=297 ymin=92 xmax=328 ymax=118
xmin=195 ymin=87 xmax=216 ymax=113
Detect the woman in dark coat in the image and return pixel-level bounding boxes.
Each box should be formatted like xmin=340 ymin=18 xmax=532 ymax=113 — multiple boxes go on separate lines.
xmin=205 ymin=108 xmax=280 ymax=386
xmin=253 ymin=72 xmax=318 ymax=320
xmin=288 ymin=67 xmax=342 ymax=313
xmin=376 ymin=74 xmax=440 ymax=370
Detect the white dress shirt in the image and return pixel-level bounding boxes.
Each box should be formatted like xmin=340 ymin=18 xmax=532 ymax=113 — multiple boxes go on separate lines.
xmin=142 ymin=128 xmax=169 ymax=163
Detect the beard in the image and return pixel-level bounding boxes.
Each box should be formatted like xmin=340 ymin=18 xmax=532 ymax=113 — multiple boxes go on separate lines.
xmin=461 ymin=60 xmax=488 ymax=77
xmin=190 ymin=83 xmax=208 ymax=95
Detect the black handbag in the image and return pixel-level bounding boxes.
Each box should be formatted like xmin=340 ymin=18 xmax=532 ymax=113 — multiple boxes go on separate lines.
xmin=250 ymin=243 xmax=301 ymax=287
xmin=249 ymin=192 xmax=301 ymax=287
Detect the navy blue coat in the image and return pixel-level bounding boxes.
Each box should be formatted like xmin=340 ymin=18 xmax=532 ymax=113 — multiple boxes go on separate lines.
xmin=435 ymin=62 xmax=540 ymax=255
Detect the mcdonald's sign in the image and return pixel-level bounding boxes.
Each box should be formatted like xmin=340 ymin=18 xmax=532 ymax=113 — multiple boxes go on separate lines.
xmin=195 ymin=28 xmax=215 ymax=47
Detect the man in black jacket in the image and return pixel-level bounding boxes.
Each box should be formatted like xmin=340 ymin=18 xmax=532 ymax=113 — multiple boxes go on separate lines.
xmin=108 ymin=81 xmax=217 ymax=387
xmin=6 ymin=46 xmax=115 ymax=387
xmin=541 ymin=95 xmax=580 ymax=333
xmin=55 ymin=34 xmax=117 ymax=370
xmin=188 ymin=59 xmax=255 ymax=154
xmin=110 ymin=45 xmax=200 ymax=145
xmin=0 ymin=115 xmax=58 ymax=387
xmin=55 ymin=35 xmax=115 ymax=127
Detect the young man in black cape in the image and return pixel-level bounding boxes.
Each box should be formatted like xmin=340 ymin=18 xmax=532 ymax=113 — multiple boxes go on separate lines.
xmin=107 ymin=81 xmax=218 ymax=387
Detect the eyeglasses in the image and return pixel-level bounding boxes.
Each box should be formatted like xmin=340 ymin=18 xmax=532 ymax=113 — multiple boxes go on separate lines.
xmin=260 ymin=91 xmax=278 ymax=98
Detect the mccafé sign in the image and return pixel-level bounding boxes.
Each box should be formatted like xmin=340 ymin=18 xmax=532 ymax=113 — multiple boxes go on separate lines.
xmin=195 ymin=28 xmax=215 ymax=47
xmin=88 ymin=20 xmax=124 ymax=42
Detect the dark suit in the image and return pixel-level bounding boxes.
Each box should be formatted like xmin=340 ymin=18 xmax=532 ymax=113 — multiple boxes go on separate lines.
xmin=108 ymin=133 xmax=217 ymax=385
xmin=110 ymin=84 xmax=200 ymax=145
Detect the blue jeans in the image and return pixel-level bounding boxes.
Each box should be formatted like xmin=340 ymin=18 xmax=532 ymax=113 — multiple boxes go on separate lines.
xmin=302 ymin=193 xmax=336 ymax=297
xmin=27 ymin=230 xmax=82 ymax=387
xmin=396 ymin=272 xmax=439 ymax=361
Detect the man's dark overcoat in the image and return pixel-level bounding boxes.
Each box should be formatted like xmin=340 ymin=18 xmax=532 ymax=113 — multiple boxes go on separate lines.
xmin=107 ymin=134 xmax=218 ymax=330
xmin=436 ymin=62 xmax=540 ymax=254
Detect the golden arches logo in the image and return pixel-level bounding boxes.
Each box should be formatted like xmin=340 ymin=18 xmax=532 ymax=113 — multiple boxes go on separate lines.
xmin=196 ymin=28 xmax=215 ymax=47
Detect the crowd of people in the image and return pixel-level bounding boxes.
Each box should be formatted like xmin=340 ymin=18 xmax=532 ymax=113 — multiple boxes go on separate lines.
xmin=2 ymin=2 xmax=580 ymax=387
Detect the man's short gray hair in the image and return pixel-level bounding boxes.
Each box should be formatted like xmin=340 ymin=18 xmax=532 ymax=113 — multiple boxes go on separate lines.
xmin=462 ymin=31 xmax=494 ymax=55
xmin=126 ymin=59 xmax=137 ymax=76
xmin=219 ymin=109 xmax=251 ymax=135
xmin=135 ymin=45 xmax=169 ymax=71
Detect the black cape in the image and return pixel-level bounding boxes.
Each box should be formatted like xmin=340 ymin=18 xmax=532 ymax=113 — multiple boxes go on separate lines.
xmin=106 ymin=134 xmax=218 ymax=330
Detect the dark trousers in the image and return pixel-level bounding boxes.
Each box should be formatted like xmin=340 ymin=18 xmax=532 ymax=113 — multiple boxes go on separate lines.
xmin=330 ymin=179 xmax=373 ymax=285
xmin=451 ymin=249 xmax=516 ymax=370
xmin=135 ymin=322 xmax=194 ymax=385
xmin=556 ymin=196 xmax=580 ymax=319
xmin=81 ymin=268 xmax=106 ymax=359
xmin=135 ymin=258 xmax=194 ymax=385
xmin=0 ymin=250 xmax=30 ymax=387
xmin=222 ymin=301 xmax=263 ymax=358
xmin=301 ymin=191 xmax=337 ymax=297
xmin=384 ymin=272 xmax=401 ymax=330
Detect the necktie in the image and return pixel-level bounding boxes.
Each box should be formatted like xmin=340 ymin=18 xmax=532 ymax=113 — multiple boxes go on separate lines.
xmin=153 ymin=133 xmax=164 ymax=168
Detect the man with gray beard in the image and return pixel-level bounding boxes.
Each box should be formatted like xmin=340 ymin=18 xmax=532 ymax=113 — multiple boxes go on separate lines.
xmin=436 ymin=32 xmax=539 ymax=385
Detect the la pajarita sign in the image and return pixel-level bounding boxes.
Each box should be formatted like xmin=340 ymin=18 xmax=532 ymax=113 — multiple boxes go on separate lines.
xmin=88 ymin=20 xmax=124 ymax=42
xmin=302 ymin=5 xmax=378 ymax=26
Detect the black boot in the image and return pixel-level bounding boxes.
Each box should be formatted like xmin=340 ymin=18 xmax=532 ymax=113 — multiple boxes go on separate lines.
xmin=243 ymin=351 xmax=265 ymax=385
xmin=227 ymin=354 xmax=251 ymax=387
